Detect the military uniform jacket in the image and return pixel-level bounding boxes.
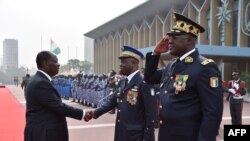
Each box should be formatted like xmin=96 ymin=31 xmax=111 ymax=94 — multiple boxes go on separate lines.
xmin=227 ymin=80 xmax=246 ymax=96
xmin=24 ymin=71 xmax=83 ymax=141
xmin=144 ymin=49 xmax=223 ymax=141
xmin=94 ymin=72 xmax=158 ymax=141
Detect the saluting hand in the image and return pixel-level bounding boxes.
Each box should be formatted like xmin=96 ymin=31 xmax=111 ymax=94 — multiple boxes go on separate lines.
xmin=153 ymin=35 xmax=169 ymax=55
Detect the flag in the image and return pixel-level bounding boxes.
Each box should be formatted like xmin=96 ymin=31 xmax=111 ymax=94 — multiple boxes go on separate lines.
xmin=210 ymin=77 xmax=219 ymax=88
xmin=50 ymin=39 xmax=61 ymax=55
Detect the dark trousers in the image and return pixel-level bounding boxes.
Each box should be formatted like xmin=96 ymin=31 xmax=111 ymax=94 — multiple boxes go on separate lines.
xmin=229 ymin=97 xmax=243 ymax=125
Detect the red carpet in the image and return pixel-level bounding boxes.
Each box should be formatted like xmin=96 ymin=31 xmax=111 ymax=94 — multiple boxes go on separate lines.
xmin=0 ymin=87 xmax=25 ymax=141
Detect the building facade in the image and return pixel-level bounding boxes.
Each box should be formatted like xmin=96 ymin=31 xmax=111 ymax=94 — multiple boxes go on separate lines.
xmin=84 ymin=0 xmax=250 ymax=80
xmin=0 ymin=57 xmax=3 ymax=68
xmin=84 ymin=36 xmax=94 ymax=63
xmin=2 ymin=39 xmax=18 ymax=71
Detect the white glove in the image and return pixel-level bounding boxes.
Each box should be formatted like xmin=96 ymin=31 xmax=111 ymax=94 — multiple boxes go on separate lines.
xmin=228 ymin=88 xmax=236 ymax=94
xmin=233 ymin=83 xmax=239 ymax=90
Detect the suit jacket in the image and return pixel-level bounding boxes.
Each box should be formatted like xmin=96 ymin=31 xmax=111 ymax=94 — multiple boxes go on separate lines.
xmin=24 ymin=71 xmax=83 ymax=141
xmin=94 ymin=72 xmax=158 ymax=141
xmin=144 ymin=49 xmax=223 ymax=141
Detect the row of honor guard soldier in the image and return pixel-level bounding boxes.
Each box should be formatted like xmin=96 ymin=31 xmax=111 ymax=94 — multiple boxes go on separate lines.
xmin=70 ymin=73 xmax=109 ymax=107
xmin=53 ymin=71 xmax=123 ymax=110
xmin=103 ymin=70 xmax=120 ymax=114
xmin=52 ymin=75 xmax=72 ymax=100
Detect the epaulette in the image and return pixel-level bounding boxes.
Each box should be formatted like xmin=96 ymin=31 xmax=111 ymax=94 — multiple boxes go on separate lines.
xmin=201 ymin=59 xmax=214 ymax=65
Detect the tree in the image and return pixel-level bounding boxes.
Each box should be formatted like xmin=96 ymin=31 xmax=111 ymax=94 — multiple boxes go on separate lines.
xmin=59 ymin=59 xmax=93 ymax=75
xmin=79 ymin=61 xmax=93 ymax=73
xmin=242 ymin=72 xmax=250 ymax=92
xmin=216 ymin=0 xmax=232 ymax=46
xmin=68 ymin=59 xmax=80 ymax=70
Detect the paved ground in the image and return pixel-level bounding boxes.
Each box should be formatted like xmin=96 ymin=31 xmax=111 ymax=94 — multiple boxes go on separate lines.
xmin=6 ymin=85 xmax=250 ymax=141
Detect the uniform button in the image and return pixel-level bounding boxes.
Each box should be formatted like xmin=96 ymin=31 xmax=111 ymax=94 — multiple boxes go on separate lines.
xmin=152 ymin=120 xmax=154 ymax=123
xmin=117 ymin=120 xmax=120 ymax=122
xmin=170 ymin=76 xmax=173 ymax=79
xmin=118 ymin=110 xmax=121 ymax=112
xmin=164 ymin=90 xmax=168 ymax=94
xmin=120 ymin=100 xmax=123 ymax=103
xmin=159 ymin=105 xmax=162 ymax=109
xmin=160 ymin=120 xmax=163 ymax=124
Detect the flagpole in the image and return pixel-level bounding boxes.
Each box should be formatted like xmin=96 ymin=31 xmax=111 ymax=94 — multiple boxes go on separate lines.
xmin=50 ymin=38 xmax=52 ymax=51
xmin=68 ymin=46 xmax=69 ymax=62
xmin=41 ymin=36 xmax=42 ymax=51
xmin=76 ymin=46 xmax=77 ymax=59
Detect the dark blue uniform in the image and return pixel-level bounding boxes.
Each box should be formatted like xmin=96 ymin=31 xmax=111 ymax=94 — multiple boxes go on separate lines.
xmin=94 ymin=72 xmax=158 ymax=141
xmin=144 ymin=49 xmax=224 ymax=141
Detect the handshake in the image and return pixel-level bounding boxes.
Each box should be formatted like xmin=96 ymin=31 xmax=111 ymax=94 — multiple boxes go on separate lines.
xmin=84 ymin=111 xmax=96 ymax=122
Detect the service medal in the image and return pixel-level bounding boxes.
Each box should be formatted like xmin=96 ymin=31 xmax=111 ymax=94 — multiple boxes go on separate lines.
xmin=173 ymin=75 xmax=189 ymax=94
xmin=127 ymin=86 xmax=138 ymax=105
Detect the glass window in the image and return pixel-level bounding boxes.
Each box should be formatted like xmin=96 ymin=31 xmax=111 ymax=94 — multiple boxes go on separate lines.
xmin=206 ymin=8 xmax=210 ymax=45
xmin=248 ymin=4 xmax=250 ymax=47
xmin=232 ymin=0 xmax=239 ymax=46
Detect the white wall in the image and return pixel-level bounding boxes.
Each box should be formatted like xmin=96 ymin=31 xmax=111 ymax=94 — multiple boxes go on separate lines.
xmin=84 ymin=36 xmax=94 ymax=63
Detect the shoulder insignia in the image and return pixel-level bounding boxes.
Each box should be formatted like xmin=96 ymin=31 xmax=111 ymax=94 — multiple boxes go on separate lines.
xmin=201 ymin=59 xmax=214 ymax=65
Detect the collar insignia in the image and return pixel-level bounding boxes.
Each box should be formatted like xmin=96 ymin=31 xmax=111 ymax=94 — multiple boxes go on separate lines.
xmin=185 ymin=56 xmax=193 ymax=63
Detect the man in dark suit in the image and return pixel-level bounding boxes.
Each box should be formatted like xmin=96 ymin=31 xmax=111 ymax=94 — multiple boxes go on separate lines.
xmin=227 ymin=70 xmax=246 ymax=125
xmin=84 ymin=46 xmax=158 ymax=141
xmin=24 ymin=51 xmax=84 ymax=141
xmin=144 ymin=12 xmax=224 ymax=141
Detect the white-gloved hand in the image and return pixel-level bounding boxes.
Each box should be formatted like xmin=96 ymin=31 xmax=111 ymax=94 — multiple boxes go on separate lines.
xmin=228 ymin=88 xmax=236 ymax=94
xmin=233 ymin=83 xmax=239 ymax=90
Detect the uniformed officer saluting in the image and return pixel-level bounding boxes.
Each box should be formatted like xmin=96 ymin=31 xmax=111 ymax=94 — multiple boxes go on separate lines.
xmin=85 ymin=46 xmax=158 ymax=141
xmin=144 ymin=12 xmax=224 ymax=141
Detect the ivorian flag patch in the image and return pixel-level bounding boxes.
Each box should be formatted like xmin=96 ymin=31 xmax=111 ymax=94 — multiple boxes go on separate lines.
xmin=210 ymin=77 xmax=219 ymax=88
